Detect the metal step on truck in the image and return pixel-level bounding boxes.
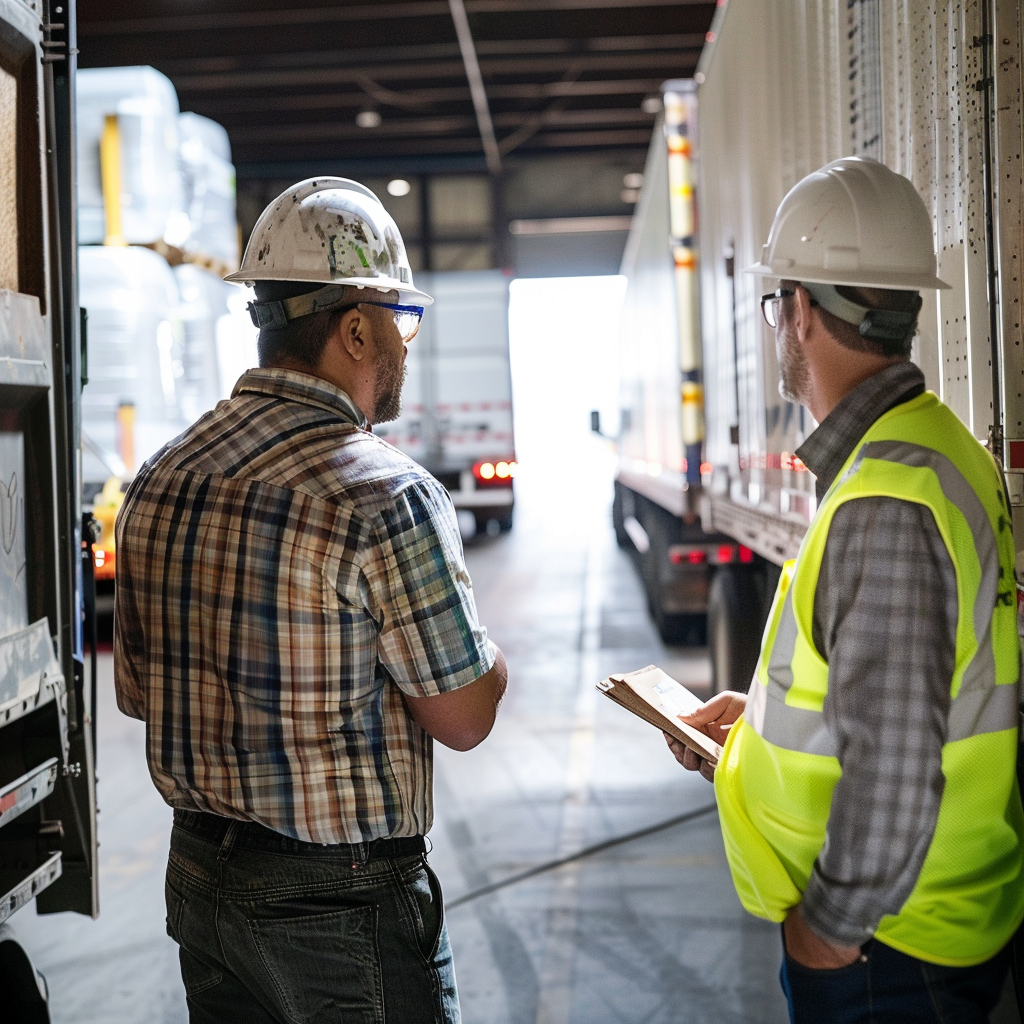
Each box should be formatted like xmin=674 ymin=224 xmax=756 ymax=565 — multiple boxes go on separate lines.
xmin=613 ymin=0 xmax=1024 ymax=695
xmin=0 ymin=0 xmax=99 ymax=1018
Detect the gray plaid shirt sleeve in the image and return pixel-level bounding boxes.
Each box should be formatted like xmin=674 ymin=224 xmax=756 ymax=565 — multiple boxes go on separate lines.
xmin=798 ymin=495 xmax=956 ymax=947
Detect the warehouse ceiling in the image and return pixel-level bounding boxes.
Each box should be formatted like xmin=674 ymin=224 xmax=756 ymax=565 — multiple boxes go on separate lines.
xmin=77 ymin=0 xmax=718 ymax=274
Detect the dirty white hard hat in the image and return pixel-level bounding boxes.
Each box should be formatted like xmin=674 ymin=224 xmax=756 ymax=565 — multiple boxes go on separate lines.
xmin=746 ymin=157 xmax=950 ymax=290
xmin=225 ymin=177 xmax=433 ymax=305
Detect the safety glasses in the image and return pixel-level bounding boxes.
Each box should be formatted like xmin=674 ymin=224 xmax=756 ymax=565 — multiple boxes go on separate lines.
xmin=760 ymin=288 xmax=795 ymax=329
xmin=356 ymin=301 xmax=424 ymax=343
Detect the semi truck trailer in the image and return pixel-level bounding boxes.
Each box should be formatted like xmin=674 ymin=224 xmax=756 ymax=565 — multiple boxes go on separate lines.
xmin=377 ymin=269 xmax=517 ymax=537
xmin=616 ymin=0 xmax=1024 ymax=693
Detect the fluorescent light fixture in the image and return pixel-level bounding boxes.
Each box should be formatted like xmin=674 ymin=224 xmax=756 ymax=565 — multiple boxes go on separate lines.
xmin=508 ymin=216 xmax=633 ymax=236
xmin=356 ymin=109 xmax=381 ymax=128
xmin=387 ymin=178 xmax=411 ymax=197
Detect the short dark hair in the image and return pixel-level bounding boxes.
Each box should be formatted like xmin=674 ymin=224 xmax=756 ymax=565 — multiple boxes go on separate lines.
xmin=257 ymin=307 xmax=348 ymax=369
xmin=254 ymin=281 xmax=350 ymax=369
xmin=815 ymin=285 xmax=921 ymax=358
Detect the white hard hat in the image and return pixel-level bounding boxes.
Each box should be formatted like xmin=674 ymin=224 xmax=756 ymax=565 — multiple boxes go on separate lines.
xmin=225 ymin=177 xmax=432 ymax=305
xmin=746 ymin=157 xmax=949 ymax=290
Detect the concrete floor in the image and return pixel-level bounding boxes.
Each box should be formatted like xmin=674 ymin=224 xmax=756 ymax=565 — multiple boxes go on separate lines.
xmin=10 ymin=445 xmax=1019 ymax=1022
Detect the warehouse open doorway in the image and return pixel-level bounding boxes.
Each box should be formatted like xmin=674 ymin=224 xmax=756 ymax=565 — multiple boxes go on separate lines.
xmin=507 ymin=274 xmax=626 ymax=522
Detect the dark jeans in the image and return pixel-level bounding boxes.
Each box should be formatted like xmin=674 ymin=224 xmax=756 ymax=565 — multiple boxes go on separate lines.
xmin=780 ymin=932 xmax=1010 ymax=1024
xmin=165 ymin=810 xmax=460 ymax=1024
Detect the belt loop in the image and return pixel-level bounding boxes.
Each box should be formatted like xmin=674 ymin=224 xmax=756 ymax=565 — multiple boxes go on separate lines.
xmin=218 ymin=821 xmax=239 ymax=863
xmin=351 ymin=840 xmax=371 ymax=871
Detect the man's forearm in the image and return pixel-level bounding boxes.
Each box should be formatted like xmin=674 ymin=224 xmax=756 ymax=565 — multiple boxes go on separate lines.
xmin=808 ymin=497 xmax=955 ymax=946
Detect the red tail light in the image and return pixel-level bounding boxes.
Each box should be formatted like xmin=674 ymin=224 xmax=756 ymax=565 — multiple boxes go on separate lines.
xmin=473 ymin=459 xmax=517 ymax=486
xmin=739 ymin=545 xmax=754 ymax=564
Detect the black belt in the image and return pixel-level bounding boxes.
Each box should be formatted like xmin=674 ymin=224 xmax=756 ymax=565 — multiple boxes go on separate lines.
xmin=173 ymin=809 xmax=426 ymax=860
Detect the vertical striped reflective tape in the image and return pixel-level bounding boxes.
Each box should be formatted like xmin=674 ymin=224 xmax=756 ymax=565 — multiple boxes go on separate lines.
xmin=855 ymin=441 xmax=1013 ymax=742
xmin=749 ymin=439 xmax=1016 ymax=755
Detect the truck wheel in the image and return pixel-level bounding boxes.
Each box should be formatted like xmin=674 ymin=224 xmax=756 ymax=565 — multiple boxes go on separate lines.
xmin=612 ymin=483 xmax=630 ymax=548
xmin=474 ymin=511 xmax=510 ymax=537
xmin=0 ymin=929 xmax=50 ymax=1023
xmin=642 ymin=506 xmax=707 ymax=646
xmin=708 ymin=566 xmax=765 ymax=694
xmin=656 ymin=610 xmax=707 ymax=647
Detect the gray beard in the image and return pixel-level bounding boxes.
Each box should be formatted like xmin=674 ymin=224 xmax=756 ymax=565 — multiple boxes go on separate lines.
xmin=777 ymin=329 xmax=810 ymax=406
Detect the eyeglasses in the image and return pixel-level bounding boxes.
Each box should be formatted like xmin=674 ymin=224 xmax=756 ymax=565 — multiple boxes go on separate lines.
xmin=760 ymin=289 xmax=795 ymax=329
xmin=354 ymin=301 xmax=424 ymax=343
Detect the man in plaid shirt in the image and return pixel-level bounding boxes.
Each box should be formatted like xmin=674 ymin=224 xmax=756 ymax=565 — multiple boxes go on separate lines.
xmin=114 ymin=179 xmax=507 ymax=1023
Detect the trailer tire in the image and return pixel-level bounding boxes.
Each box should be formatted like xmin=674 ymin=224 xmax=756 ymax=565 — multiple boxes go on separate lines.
xmin=474 ymin=509 xmax=513 ymax=537
xmin=612 ymin=482 xmax=630 ymax=548
xmin=0 ymin=928 xmax=50 ymax=1023
xmin=642 ymin=506 xmax=706 ymax=646
xmin=708 ymin=566 xmax=764 ymax=694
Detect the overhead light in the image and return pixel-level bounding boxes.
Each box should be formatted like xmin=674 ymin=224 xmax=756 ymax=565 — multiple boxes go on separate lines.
xmin=356 ymin=109 xmax=381 ymax=128
xmin=621 ymin=188 xmax=640 ymax=204
xmin=509 ymin=216 xmax=633 ymax=235
xmin=641 ymin=96 xmax=662 ymax=114
xmin=623 ymin=172 xmax=644 ymax=190
xmin=387 ymin=179 xmax=411 ymax=197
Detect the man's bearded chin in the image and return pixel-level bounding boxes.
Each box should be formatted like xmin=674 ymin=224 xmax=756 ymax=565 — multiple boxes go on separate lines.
xmin=372 ymin=360 xmax=407 ymax=425
xmin=777 ymin=328 xmax=809 ymax=405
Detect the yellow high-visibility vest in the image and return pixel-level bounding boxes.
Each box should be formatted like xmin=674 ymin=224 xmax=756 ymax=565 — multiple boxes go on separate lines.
xmin=715 ymin=390 xmax=1024 ymax=966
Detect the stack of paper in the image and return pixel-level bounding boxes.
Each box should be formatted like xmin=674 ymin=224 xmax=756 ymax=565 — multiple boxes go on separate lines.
xmin=597 ymin=664 xmax=724 ymax=765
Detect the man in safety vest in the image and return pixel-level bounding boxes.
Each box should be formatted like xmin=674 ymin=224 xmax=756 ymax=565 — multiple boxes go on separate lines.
xmin=666 ymin=157 xmax=1023 ymax=1023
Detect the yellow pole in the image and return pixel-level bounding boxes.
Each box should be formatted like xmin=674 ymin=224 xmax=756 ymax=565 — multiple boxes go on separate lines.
xmin=101 ymin=113 xmax=127 ymax=246
xmin=116 ymin=401 xmax=135 ymax=475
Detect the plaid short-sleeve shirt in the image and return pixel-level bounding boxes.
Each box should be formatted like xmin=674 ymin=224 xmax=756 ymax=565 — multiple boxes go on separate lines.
xmin=114 ymin=368 xmax=495 ymax=844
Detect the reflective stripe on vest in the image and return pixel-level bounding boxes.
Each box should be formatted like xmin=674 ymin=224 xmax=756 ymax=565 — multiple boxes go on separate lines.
xmin=748 ymin=439 xmax=1017 ymax=753
xmin=715 ymin=391 xmax=1024 ymax=968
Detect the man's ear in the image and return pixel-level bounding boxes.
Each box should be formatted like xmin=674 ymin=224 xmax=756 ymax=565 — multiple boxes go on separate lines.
xmin=792 ymin=285 xmax=816 ymax=342
xmin=337 ymin=307 xmax=369 ymax=362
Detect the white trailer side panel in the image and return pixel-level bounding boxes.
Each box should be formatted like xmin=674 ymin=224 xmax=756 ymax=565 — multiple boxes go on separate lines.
xmin=697 ymin=0 xmax=1024 ymax=569
xmin=618 ymin=116 xmax=688 ymax=517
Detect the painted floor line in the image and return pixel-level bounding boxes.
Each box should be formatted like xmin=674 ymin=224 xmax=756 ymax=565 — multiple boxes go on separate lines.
xmin=446 ymin=802 xmax=719 ymax=910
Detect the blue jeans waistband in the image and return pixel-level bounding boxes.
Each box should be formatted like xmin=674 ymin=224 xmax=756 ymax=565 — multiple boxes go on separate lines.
xmin=172 ymin=809 xmax=426 ymax=860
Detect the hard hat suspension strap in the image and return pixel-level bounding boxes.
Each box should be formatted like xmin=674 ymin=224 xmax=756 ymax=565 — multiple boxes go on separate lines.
xmin=247 ymin=284 xmax=370 ymax=329
xmin=803 ymin=281 xmax=921 ymax=352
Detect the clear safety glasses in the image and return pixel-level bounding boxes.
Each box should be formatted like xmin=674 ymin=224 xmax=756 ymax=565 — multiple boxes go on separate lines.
xmin=356 ymin=301 xmax=425 ymax=343
xmin=760 ymin=288 xmax=795 ymax=329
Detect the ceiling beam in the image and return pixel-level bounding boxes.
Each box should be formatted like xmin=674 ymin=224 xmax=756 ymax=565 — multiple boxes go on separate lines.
xmin=235 ymin=145 xmax=646 ymax=180
xmin=232 ymin=129 xmax=650 ymax=162
xmin=227 ymin=106 xmax=655 ymax=145
xmin=146 ymin=34 xmax=706 ymax=77
xmin=80 ymin=0 xmax=714 ymax=36
xmin=449 ymin=0 xmax=502 ymax=174
xmin=525 ymin=128 xmax=652 ymax=147
xmin=172 ymin=50 xmax=700 ymax=94
xmin=191 ymin=79 xmax=667 ymax=115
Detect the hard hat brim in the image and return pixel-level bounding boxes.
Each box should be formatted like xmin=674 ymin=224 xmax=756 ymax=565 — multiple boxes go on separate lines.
xmin=744 ymin=261 xmax=950 ymax=291
xmin=223 ymin=269 xmax=433 ymax=306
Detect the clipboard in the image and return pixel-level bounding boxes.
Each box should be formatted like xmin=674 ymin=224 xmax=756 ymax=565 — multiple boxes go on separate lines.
xmin=597 ymin=664 xmax=724 ymax=766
